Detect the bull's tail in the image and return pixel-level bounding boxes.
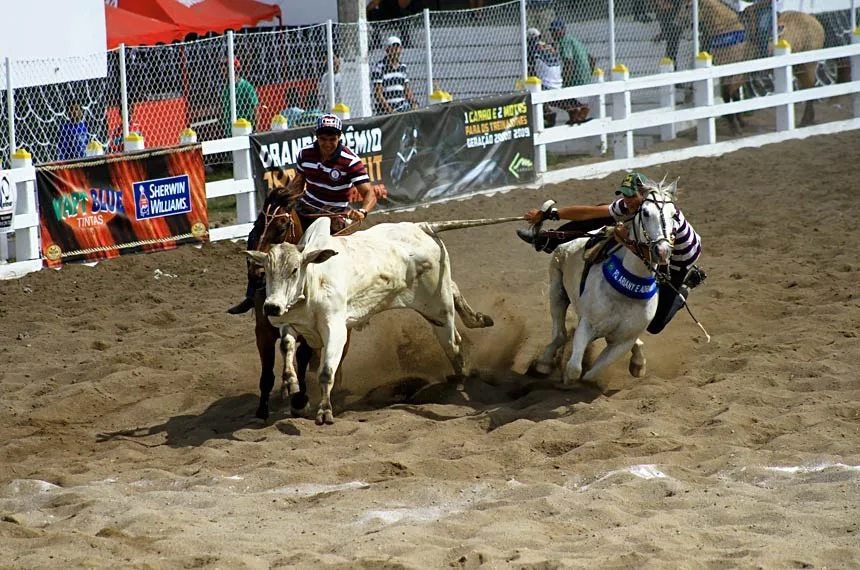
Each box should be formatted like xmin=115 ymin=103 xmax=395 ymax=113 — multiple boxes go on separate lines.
xmin=420 ymin=217 xmax=525 ymax=235
xmin=451 ymin=281 xmax=494 ymax=329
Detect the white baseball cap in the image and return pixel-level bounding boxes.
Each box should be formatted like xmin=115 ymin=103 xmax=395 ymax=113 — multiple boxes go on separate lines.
xmin=526 ymin=28 xmax=541 ymax=40
xmin=385 ymin=36 xmax=402 ymax=48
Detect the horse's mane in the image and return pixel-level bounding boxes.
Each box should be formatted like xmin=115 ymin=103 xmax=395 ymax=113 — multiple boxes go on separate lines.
xmin=638 ymin=175 xmax=678 ymax=201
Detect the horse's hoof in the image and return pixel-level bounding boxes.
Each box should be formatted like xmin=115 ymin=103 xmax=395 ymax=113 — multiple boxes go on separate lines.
xmin=526 ymin=361 xmax=552 ymax=378
xmin=479 ymin=313 xmax=494 ymax=327
xmin=315 ymin=409 xmax=334 ymax=425
xmin=290 ymin=393 xmax=309 ymax=411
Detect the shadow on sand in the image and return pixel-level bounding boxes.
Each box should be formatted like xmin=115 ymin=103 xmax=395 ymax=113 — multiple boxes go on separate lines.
xmin=96 ymin=369 xmax=609 ymax=447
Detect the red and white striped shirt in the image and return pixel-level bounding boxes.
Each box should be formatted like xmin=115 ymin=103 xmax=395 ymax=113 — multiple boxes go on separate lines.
xmin=295 ymin=142 xmax=370 ymax=214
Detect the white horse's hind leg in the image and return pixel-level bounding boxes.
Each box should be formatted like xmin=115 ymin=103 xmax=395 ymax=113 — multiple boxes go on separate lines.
xmin=535 ymin=263 xmax=570 ymax=376
xmin=628 ymin=338 xmax=647 ymax=377
xmin=581 ymin=337 xmax=638 ymax=383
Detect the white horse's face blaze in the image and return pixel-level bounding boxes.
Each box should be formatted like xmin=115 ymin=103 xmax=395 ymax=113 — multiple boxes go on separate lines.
xmin=633 ymin=186 xmax=677 ymax=267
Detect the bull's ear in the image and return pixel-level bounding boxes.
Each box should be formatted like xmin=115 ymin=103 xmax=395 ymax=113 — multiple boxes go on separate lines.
xmin=244 ymin=250 xmax=268 ymax=266
xmin=303 ymin=248 xmax=338 ymax=265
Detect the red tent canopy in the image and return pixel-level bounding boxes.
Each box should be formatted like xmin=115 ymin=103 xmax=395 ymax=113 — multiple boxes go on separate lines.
xmin=120 ymin=0 xmax=281 ymax=37
xmin=105 ymin=5 xmax=185 ymax=49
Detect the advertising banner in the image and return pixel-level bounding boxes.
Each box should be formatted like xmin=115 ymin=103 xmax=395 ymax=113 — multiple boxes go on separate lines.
xmin=250 ymin=93 xmax=535 ymax=209
xmin=36 ymin=145 xmax=209 ymax=267
xmin=0 ymin=171 xmax=15 ymax=234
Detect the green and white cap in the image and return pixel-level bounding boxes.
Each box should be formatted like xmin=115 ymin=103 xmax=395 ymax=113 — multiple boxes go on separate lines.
xmin=616 ymin=172 xmax=647 ymax=196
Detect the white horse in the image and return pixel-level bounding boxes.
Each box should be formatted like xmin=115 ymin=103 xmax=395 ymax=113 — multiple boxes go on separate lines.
xmin=533 ymin=178 xmax=678 ymax=384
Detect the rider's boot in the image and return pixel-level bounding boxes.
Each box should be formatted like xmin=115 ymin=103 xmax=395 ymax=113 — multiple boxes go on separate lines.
xmin=227 ymin=269 xmax=263 ymax=315
xmin=516 ymin=200 xmax=557 ymax=252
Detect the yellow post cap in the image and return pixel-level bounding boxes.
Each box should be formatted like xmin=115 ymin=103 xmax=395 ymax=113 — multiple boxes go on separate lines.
xmin=270 ymin=114 xmax=288 ymax=124
xmin=86 ymin=140 xmax=103 ymax=150
xmin=332 ymin=102 xmax=350 ymax=113
xmin=775 ymin=39 xmax=791 ymax=49
xmin=696 ymin=51 xmax=712 ymax=61
xmin=660 ymin=57 xmax=674 ymax=66
xmin=124 ymin=132 xmax=144 ymax=142
xmin=233 ymin=118 xmax=252 ymax=128
xmin=611 ymin=63 xmax=629 ymax=73
xmin=592 ymin=67 xmax=604 ymax=77
xmin=181 ymin=127 xmax=197 ymax=137
xmin=12 ymin=148 xmax=32 ymax=159
xmin=525 ymin=76 xmax=542 ymax=86
xmin=443 ymin=90 xmax=453 ymax=100
xmin=429 ymin=89 xmax=448 ymax=101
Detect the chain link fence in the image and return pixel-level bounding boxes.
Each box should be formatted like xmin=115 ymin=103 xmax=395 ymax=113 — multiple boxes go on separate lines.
xmin=2 ymin=0 xmax=851 ymax=167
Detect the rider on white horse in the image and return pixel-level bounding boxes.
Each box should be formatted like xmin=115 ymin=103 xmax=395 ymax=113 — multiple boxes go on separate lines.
xmin=517 ymin=172 xmax=706 ymax=333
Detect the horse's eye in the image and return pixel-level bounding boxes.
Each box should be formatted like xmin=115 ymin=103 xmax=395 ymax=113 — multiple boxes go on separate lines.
xmin=642 ymin=209 xmax=651 ymax=217
xmin=290 ymin=268 xmax=298 ymax=277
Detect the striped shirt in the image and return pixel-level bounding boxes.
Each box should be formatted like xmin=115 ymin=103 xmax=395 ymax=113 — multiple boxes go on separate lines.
xmin=295 ymin=142 xmax=370 ymax=214
xmin=371 ymin=58 xmax=410 ymax=113
xmin=609 ymin=197 xmax=702 ymax=272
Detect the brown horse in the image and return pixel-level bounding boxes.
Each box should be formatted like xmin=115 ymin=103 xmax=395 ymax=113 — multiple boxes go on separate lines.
xmin=247 ymin=191 xmax=360 ymax=420
xmin=696 ymin=0 xmax=824 ymax=130
xmin=246 ymin=191 xmax=309 ymax=421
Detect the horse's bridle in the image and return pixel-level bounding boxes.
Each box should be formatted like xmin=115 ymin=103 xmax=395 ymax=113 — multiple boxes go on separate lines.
xmin=258 ymin=202 xmax=299 ymax=251
xmin=626 ymin=191 xmax=676 ymax=270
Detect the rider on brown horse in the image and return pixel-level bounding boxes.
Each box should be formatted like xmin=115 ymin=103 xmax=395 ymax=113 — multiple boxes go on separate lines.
xmin=227 ymin=114 xmax=385 ymax=314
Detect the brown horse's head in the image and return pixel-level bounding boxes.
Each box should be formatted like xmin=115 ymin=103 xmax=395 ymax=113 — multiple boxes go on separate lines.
xmin=254 ymin=191 xmax=304 ymax=253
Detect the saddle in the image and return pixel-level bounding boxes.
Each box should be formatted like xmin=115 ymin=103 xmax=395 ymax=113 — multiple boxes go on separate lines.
xmin=578 ymin=227 xmax=619 ymax=296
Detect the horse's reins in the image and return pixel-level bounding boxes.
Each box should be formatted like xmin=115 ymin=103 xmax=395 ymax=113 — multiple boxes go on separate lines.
xmin=259 ymin=202 xmax=299 ymax=249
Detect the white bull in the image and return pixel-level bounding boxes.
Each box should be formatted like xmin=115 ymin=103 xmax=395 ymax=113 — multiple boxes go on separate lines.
xmin=245 ymin=216 xmax=515 ymax=425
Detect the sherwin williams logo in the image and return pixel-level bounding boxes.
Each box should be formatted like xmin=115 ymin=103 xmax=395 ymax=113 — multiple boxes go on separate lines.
xmin=133 ymin=175 xmax=191 ymax=220
xmin=508 ymin=153 xmax=534 ymax=178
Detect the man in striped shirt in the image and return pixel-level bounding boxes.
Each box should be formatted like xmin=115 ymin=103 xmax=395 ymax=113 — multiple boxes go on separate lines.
xmin=371 ymin=36 xmax=419 ymax=115
xmin=516 ymin=172 xmax=705 ymax=334
xmin=227 ymin=114 xmax=384 ymax=314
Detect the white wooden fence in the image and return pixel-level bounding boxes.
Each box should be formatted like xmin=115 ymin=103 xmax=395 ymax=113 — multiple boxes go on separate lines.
xmin=2 ymin=37 xmax=859 ymax=280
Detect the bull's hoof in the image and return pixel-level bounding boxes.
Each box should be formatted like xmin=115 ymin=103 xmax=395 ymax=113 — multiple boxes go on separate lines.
xmin=526 ymin=360 xmax=552 ymax=378
xmin=478 ymin=313 xmax=494 ymax=327
xmin=290 ymin=393 xmax=309 ymax=412
xmin=315 ymin=409 xmax=335 ymax=425
xmin=629 ymin=360 xmax=647 ymax=378
xmin=255 ymin=404 xmax=270 ymax=421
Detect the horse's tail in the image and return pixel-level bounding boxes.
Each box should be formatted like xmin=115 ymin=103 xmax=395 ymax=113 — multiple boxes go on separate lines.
xmin=419 ymin=217 xmax=524 ymax=235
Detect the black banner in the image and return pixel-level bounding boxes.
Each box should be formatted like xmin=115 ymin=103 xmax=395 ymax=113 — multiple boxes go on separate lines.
xmin=250 ymin=93 xmax=535 ymax=209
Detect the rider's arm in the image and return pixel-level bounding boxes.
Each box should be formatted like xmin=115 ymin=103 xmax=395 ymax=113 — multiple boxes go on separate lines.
xmin=556 ymin=204 xmax=612 ymax=221
xmin=349 ymin=181 xmax=378 ymax=221
xmin=524 ymin=203 xmax=611 ymax=224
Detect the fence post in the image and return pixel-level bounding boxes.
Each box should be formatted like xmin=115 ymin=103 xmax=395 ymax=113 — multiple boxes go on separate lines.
xmin=119 ymin=43 xmax=130 ymax=140
xmin=5 ymin=57 xmax=16 ymax=165
xmin=124 ymin=132 xmax=145 ymax=152
xmin=692 ymin=0 xmax=700 ymax=64
xmin=424 ymin=9 xmax=434 ymax=106
xmin=227 ymin=30 xmax=237 ymax=127
xmin=592 ymin=67 xmax=607 ymax=156
xmin=232 ymin=118 xmax=256 ymax=225
xmin=358 ymin=19 xmax=373 ymax=118
xmin=520 ymin=0 xmax=528 ymax=81
xmin=659 ymin=57 xmax=676 ymax=141
xmin=325 ymin=20 xmax=336 ymax=113
xmin=608 ymin=0 xmax=617 ymax=70
xmin=180 ymin=127 xmax=198 ymax=144
xmin=611 ymin=64 xmax=632 ymax=160
xmin=773 ymin=40 xmax=794 ymax=131
xmin=11 ymin=149 xmax=38 ymax=263
xmin=693 ymin=52 xmax=716 ymax=146
xmin=853 ymin=30 xmax=860 ymax=118
xmin=525 ymin=76 xmax=546 ymax=174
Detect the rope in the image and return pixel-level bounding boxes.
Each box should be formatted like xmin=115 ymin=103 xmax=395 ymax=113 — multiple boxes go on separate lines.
xmin=57 ymin=231 xmax=203 ymax=259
